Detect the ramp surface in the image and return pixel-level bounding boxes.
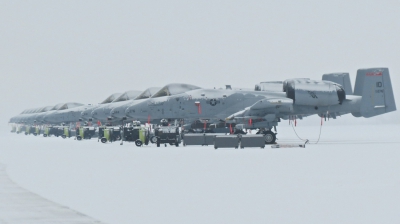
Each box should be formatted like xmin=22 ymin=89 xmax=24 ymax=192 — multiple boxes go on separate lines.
xmin=0 ymin=164 xmax=102 ymax=224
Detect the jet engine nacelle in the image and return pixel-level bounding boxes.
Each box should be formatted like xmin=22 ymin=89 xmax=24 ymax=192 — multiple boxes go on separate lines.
xmin=284 ymin=79 xmax=345 ymax=106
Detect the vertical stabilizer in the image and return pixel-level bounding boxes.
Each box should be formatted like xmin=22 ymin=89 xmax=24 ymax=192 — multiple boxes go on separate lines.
xmin=352 ymin=68 xmax=396 ymax=118
xmin=322 ymin=73 xmax=353 ymax=94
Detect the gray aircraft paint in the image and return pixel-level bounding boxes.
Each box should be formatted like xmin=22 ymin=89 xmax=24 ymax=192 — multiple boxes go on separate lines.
xmin=9 ymin=68 xmax=396 ymax=131
xmin=111 ymin=87 xmax=161 ymax=122
xmin=322 ymin=73 xmax=353 ymax=95
xmin=91 ymin=90 xmax=142 ymax=123
xmin=125 ymin=68 xmax=396 ymax=130
xmin=43 ymin=103 xmax=84 ymax=124
xmin=80 ymin=93 xmax=122 ymax=121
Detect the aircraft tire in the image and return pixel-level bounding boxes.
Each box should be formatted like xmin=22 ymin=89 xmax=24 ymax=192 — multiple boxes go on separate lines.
xmin=100 ymin=137 xmax=107 ymax=143
xmin=263 ymin=131 xmax=276 ymax=144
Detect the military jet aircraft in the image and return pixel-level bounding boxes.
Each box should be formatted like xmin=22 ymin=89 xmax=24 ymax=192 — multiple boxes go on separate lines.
xmin=41 ymin=103 xmax=85 ymax=124
xmin=110 ymin=87 xmax=161 ymax=123
xmin=124 ymin=83 xmax=203 ymax=122
xmin=124 ymin=68 xmax=396 ymax=144
xmin=91 ymin=90 xmax=142 ymax=124
xmin=80 ymin=93 xmax=122 ymax=122
xmin=9 ymin=107 xmax=42 ymax=124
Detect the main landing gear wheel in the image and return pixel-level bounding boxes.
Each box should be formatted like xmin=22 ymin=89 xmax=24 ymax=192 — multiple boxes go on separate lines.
xmin=263 ymin=131 xmax=276 ymax=144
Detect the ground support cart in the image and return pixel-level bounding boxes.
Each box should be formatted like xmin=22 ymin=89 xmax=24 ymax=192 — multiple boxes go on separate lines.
xmin=76 ymin=126 xmax=96 ymax=141
xmin=43 ymin=126 xmax=62 ymax=137
xmin=61 ymin=127 xmax=72 ymax=139
xmin=154 ymin=126 xmax=181 ymax=147
xmin=99 ymin=126 xmax=121 ymax=143
xmin=16 ymin=125 xmax=24 ymax=134
xmin=121 ymin=126 xmax=149 ymax=146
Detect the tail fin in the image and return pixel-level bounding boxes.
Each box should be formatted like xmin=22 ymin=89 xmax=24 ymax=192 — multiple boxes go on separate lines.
xmin=322 ymin=73 xmax=353 ymax=94
xmin=352 ymin=68 xmax=396 ymax=118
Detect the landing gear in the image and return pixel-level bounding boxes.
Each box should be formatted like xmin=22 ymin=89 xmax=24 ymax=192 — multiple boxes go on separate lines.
xmin=263 ymin=130 xmax=276 ymax=144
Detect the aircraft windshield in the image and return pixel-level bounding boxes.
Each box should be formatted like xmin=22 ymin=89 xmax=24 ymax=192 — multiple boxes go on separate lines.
xmin=32 ymin=108 xmax=42 ymax=113
xmin=112 ymin=90 xmax=142 ymax=103
xmin=51 ymin=103 xmax=65 ymax=110
xmin=152 ymin=84 xmax=201 ymax=98
xmin=58 ymin=103 xmax=84 ymax=110
xmin=101 ymin=93 xmax=121 ymax=104
xmin=41 ymin=106 xmax=53 ymax=112
xmin=135 ymin=87 xmax=161 ymax=100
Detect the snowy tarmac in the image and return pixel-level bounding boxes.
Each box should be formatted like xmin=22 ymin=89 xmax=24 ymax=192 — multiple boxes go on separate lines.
xmin=0 ymin=164 xmax=102 ymax=223
xmin=0 ymin=124 xmax=399 ymax=224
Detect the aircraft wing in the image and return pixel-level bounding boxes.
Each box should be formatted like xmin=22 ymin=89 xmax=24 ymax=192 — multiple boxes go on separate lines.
xmin=226 ymin=98 xmax=293 ymax=120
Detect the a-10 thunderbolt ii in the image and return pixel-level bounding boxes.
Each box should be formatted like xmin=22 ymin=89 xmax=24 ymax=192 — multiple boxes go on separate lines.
xmin=122 ymin=68 xmax=396 ymax=144
xmin=36 ymin=92 xmax=126 ymax=125
xmin=90 ymin=90 xmax=142 ymax=124
xmin=108 ymin=87 xmax=161 ymax=123
xmin=80 ymin=92 xmax=122 ymax=122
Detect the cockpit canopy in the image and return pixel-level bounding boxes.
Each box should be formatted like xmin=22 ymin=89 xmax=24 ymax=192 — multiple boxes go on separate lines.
xmin=40 ymin=106 xmax=54 ymax=112
xmin=101 ymin=93 xmax=122 ymax=104
xmin=152 ymin=83 xmax=201 ymax=98
xmin=51 ymin=102 xmax=83 ymax=111
xmin=135 ymin=87 xmax=161 ymax=100
xmin=21 ymin=107 xmax=42 ymax=114
xmin=112 ymin=90 xmax=142 ymax=103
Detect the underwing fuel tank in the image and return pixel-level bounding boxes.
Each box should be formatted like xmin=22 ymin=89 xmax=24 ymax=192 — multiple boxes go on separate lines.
xmin=283 ymin=79 xmax=345 ymax=106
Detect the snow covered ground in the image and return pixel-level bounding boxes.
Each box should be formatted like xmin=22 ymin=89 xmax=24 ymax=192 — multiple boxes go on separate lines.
xmin=0 ymin=123 xmax=399 ymax=224
xmin=0 ymin=164 xmax=103 ymax=223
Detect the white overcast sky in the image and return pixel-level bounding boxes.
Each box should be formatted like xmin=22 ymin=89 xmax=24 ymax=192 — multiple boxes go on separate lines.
xmin=1 ymin=0 xmax=399 ymax=129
